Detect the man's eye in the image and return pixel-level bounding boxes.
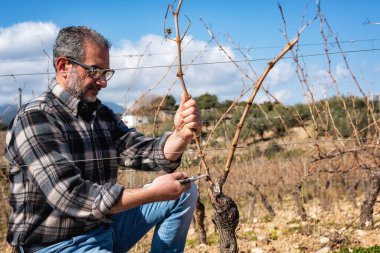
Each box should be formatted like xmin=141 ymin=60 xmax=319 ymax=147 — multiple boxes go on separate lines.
xmin=91 ymin=69 xmax=103 ymax=78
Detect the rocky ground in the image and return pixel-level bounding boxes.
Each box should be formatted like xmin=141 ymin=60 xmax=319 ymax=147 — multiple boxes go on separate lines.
xmin=2 ymin=190 xmax=379 ymax=253
xmin=187 ymin=199 xmax=380 ymax=253
xmin=128 ymin=197 xmax=380 ymax=253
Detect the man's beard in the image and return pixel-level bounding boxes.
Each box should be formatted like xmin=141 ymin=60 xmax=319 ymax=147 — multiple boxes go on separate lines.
xmin=67 ymin=72 xmax=97 ymax=103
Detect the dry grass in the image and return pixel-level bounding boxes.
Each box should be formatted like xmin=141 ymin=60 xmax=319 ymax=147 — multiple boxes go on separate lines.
xmin=119 ymin=169 xmax=380 ymax=253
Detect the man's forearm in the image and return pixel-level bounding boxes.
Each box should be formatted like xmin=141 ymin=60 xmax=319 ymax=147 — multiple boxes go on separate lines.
xmin=163 ymin=130 xmax=191 ymax=161
xmin=110 ymin=187 xmax=154 ymax=214
xmin=110 ymin=172 xmax=190 ymax=214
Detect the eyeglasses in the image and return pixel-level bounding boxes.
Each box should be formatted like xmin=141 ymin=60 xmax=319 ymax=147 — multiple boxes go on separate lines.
xmin=67 ymin=57 xmax=115 ymax=81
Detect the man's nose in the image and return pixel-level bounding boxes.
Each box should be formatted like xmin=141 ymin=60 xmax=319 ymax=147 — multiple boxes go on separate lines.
xmin=96 ymin=78 xmax=107 ymax=88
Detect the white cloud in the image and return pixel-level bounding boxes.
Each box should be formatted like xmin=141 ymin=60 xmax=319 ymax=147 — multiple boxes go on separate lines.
xmin=107 ymin=34 xmax=241 ymax=109
xmin=0 ymin=22 xmax=58 ymax=60
xmin=272 ymin=89 xmax=293 ymax=102
xmin=0 ymin=22 xmax=301 ymax=108
xmin=267 ymin=60 xmax=295 ymax=86
xmin=252 ymin=87 xmax=296 ymax=104
xmin=0 ymin=22 xmax=58 ymax=105
xmin=307 ymin=62 xmax=355 ymax=88
xmin=335 ymin=63 xmax=349 ymax=80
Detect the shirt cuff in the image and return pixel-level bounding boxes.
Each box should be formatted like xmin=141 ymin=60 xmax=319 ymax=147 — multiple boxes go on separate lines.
xmin=92 ymin=182 xmax=124 ymax=219
xmin=154 ymin=131 xmax=182 ymax=173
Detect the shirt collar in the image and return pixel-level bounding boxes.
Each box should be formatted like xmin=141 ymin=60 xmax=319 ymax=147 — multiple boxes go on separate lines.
xmin=48 ymin=81 xmax=81 ymax=116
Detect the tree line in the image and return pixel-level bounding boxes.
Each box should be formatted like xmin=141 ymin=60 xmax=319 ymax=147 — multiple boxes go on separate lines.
xmin=132 ymin=92 xmax=379 ymax=143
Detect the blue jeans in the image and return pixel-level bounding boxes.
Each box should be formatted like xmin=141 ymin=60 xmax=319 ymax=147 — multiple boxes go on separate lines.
xmin=20 ymin=183 xmax=197 ymax=253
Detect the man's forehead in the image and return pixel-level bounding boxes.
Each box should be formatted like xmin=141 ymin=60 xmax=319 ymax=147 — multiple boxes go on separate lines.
xmin=83 ymin=40 xmax=110 ymax=66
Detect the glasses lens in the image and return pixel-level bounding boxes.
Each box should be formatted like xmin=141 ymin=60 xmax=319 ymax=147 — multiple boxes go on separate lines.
xmin=86 ymin=66 xmax=114 ymax=81
xmin=104 ymin=70 xmax=114 ymax=81
xmin=88 ymin=69 xmax=102 ymax=79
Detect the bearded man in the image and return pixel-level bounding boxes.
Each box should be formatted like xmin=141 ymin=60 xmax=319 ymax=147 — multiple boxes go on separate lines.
xmin=6 ymin=26 xmax=201 ymax=253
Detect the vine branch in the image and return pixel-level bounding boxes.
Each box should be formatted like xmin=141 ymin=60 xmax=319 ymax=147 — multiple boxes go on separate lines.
xmin=220 ymin=35 xmax=299 ymax=187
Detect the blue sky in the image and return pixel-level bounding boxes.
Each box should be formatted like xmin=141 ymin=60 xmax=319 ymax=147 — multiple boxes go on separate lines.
xmin=0 ymin=1 xmax=379 ymax=109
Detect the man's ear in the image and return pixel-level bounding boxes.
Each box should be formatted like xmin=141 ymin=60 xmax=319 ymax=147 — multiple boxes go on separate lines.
xmin=55 ymin=57 xmax=70 ymax=78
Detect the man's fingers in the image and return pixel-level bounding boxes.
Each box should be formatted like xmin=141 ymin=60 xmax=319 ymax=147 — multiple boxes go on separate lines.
xmin=183 ymin=114 xmax=197 ymax=124
xmin=172 ymin=171 xmax=188 ymax=180
xmin=175 ymin=92 xmax=200 ymax=138
xmin=184 ymin=98 xmax=196 ymax=108
xmin=184 ymin=122 xmax=200 ymax=131
xmin=180 ymin=92 xmax=188 ymax=106
xmin=180 ymin=106 xmax=197 ymax=118
xmin=179 ymin=97 xmax=196 ymax=111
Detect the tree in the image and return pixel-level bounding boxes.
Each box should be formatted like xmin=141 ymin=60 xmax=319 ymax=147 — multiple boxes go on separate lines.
xmin=133 ymin=95 xmax=177 ymax=118
xmin=252 ymin=117 xmax=269 ymax=140
xmin=249 ymin=105 xmax=270 ymax=140
xmin=315 ymin=96 xmax=369 ymax=138
xmin=292 ymin=103 xmax=311 ymax=121
xmin=217 ymin=100 xmax=233 ymax=112
xmin=150 ymin=95 xmax=177 ymax=112
xmin=195 ymin=93 xmax=219 ymax=110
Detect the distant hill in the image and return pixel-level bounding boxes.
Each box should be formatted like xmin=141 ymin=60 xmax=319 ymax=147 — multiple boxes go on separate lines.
xmin=0 ymin=101 xmax=126 ymax=127
xmin=102 ymin=101 xmax=126 ymax=114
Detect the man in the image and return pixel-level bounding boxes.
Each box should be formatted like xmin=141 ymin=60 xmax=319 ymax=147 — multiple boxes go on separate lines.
xmin=6 ymin=26 xmax=201 ymax=252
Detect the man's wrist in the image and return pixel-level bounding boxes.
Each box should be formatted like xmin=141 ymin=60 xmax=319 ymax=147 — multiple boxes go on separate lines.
xmin=163 ymin=130 xmax=191 ymax=161
xmin=173 ymin=129 xmax=191 ymax=144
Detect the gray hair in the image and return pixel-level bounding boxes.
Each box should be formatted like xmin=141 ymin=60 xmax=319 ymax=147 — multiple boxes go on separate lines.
xmin=53 ymin=26 xmax=111 ymax=70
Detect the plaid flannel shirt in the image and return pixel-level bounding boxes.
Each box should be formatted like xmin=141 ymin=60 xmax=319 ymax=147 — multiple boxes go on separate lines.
xmin=6 ymin=82 xmax=180 ymax=247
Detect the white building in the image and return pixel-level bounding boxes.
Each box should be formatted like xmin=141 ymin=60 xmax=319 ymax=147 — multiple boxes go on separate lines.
xmin=121 ymin=114 xmax=149 ymax=128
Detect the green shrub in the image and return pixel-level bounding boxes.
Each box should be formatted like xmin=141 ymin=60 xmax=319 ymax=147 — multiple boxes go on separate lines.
xmin=263 ymin=142 xmax=282 ymax=159
xmin=334 ymin=245 xmax=380 ymax=253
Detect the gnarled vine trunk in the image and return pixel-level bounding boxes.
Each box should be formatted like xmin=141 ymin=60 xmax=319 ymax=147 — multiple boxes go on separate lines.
xmin=360 ymin=171 xmax=380 ymax=229
xmin=292 ymin=183 xmax=307 ymax=221
xmin=254 ymin=185 xmax=276 ymax=217
xmin=194 ymin=196 xmax=207 ymax=244
xmin=210 ymin=191 xmax=239 ymax=253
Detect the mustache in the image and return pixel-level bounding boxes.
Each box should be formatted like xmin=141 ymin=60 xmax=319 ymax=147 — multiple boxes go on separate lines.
xmin=86 ymin=82 xmax=101 ymax=91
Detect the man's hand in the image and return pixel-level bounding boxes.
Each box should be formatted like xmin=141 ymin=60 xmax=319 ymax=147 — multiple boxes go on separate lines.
xmin=148 ymin=172 xmax=191 ymax=201
xmin=173 ymin=93 xmax=202 ymax=142
xmin=163 ymin=93 xmax=201 ymax=161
